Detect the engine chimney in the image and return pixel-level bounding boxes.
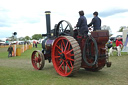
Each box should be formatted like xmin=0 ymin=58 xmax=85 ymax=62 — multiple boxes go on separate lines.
xmin=45 ymin=11 xmax=51 ymax=38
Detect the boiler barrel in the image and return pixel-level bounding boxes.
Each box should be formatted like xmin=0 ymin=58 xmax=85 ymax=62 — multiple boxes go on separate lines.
xmin=42 ymin=39 xmax=54 ymax=51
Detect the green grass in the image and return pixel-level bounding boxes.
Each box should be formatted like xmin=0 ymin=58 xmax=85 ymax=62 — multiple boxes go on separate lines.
xmin=0 ymin=44 xmax=128 ymax=85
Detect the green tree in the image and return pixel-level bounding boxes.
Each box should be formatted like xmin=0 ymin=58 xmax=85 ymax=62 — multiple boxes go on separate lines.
xmin=8 ymin=36 xmax=16 ymax=41
xmin=18 ymin=37 xmax=25 ymax=41
xmin=25 ymin=36 xmax=31 ymax=40
xmin=118 ymin=26 xmax=127 ymax=32
xmin=118 ymin=27 xmax=123 ymax=32
xmin=32 ymin=34 xmax=42 ymax=40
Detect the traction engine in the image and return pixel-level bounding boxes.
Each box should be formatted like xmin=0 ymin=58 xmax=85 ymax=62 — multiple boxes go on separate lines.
xmin=31 ymin=11 xmax=111 ymax=77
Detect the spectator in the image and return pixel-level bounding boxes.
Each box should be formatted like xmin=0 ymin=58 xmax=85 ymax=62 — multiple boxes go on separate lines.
xmin=107 ymin=40 xmax=113 ymax=49
xmin=7 ymin=45 xmax=13 ymax=57
xmin=33 ymin=41 xmax=36 ymax=47
xmin=35 ymin=43 xmax=37 ymax=48
xmin=116 ymin=37 xmax=123 ymax=48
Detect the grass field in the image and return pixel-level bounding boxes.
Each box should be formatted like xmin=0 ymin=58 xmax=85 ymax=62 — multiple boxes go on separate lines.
xmin=0 ymin=44 xmax=128 ymax=85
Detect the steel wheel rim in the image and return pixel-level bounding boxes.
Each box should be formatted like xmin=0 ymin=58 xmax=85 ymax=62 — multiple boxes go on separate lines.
xmin=52 ymin=37 xmax=75 ymax=76
xmin=31 ymin=51 xmax=43 ymax=70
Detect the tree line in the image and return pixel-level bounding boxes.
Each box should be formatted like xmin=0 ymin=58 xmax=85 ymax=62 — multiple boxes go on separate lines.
xmin=8 ymin=34 xmax=43 ymax=41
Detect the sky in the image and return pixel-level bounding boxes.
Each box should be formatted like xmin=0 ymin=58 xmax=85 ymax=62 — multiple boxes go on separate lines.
xmin=0 ymin=0 xmax=128 ymax=40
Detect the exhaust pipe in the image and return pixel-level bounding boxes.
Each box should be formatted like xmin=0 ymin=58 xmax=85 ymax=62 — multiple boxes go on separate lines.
xmin=45 ymin=11 xmax=51 ymax=38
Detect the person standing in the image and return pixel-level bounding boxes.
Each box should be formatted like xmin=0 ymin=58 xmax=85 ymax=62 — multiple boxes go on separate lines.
xmin=116 ymin=37 xmax=123 ymax=47
xmin=35 ymin=42 xmax=37 ymax=48
xmin=75 ymin=10 xmax=88 ymax=35
xmin=33 ymin=41 xmax=34 ymax=47
xmin=88 ymin=11 xmax=101 ymax=31
xmin=7 ymin=45 xmax=13 ymax=57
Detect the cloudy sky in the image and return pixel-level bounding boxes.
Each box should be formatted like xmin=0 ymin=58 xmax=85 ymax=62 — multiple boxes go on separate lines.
xmin=0 ymin=0 xmax=128 ymax=39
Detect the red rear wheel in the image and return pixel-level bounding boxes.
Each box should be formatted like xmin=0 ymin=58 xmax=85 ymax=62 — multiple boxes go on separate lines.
xmin=31 ymin=50 xmax=45 ymax=70
xmin=52 ymin=36 xmax=81 ymax=76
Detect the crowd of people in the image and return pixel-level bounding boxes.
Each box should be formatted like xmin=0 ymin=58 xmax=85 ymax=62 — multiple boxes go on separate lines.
xmin=107 ymin=37 xmax=123 ymax=49
xmin=107 ymin=37 xmax=123 ymax=56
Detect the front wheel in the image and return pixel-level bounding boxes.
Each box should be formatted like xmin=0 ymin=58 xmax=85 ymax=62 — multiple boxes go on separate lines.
xmin=31 ymin=50 xmax=45 ymax=70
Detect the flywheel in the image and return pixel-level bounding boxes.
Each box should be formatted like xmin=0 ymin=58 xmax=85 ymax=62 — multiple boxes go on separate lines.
xmin=55 ymin=20 xmax=74 ymax=37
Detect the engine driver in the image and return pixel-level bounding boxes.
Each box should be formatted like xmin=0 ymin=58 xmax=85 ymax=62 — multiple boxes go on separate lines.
xmin=88 ymin=11 xmax=101 ymax=31
xmin=75 ymin=10 xmax=88 ymax=36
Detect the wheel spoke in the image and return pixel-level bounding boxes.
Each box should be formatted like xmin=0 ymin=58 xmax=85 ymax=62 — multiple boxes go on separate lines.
xmin=63 ymin=62 xmax=65 ymax=72
xmin=66 ymin=49 xmax=73 ymax=54
xmin=66 ymin=57 xmax=74 ymax=61
xmin=70 ymin=61 xmax=73 ymax=67
xmin=56 ymin=45 xmax=62 ymax=51
xmin=67 ymin=43 xmax=71 ymax=51
xmin=69 ymin=54 xmax=74 ymax=57
xmin=61 ymin=42 xmax=64 ymax=52
xmin=35 ymin=62 xmax=37 ymax=66
xmin=65 ymin=63 xmax=67 ymax=74
xmin=57 ymin=50 xmax=62 ymax=55
xmin=64 ymin=41 xmax=68 ymax=52
xmin=62 ymin=40 xmax=65 ymax=48
xmin=59 ymin=59 xmax=63 ymax=63
xmin=64 ymin=25 xmax=69 ymax=32
xmin=58 ymin=61 xmax=64 ymax=70
xmin=66 ymin=61 xmax=72 ymax=70
xmin=55 ymin=56 xmax=60 ymax=59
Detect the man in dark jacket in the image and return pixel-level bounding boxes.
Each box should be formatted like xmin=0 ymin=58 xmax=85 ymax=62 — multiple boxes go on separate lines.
xmin=88 ymin=11 xmax=101 ymax=31
xmin=75 ymin=10 xmax=88 ymax=35
xmin=7 ymin=45 xmax=13 ymax=57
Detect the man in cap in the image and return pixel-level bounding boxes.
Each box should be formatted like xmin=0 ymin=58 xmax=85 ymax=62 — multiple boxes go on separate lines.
xmin=75 ymin=10 xmax=88 ymax=35
xmin=88 ymin=11 xmax=101 ymax=31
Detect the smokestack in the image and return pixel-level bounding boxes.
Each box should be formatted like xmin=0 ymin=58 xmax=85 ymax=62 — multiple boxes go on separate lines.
xmin=45 ymin=11 xmax=51 ymax=38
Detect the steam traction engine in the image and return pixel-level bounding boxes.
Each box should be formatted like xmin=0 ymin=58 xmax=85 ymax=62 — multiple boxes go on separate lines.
xmin=31 ymin=11 xmax=111 ymax=77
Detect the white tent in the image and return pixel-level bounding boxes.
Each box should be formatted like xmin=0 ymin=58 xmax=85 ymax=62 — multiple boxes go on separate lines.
xmin=122 ymin=28 xmax=128 ymax=52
